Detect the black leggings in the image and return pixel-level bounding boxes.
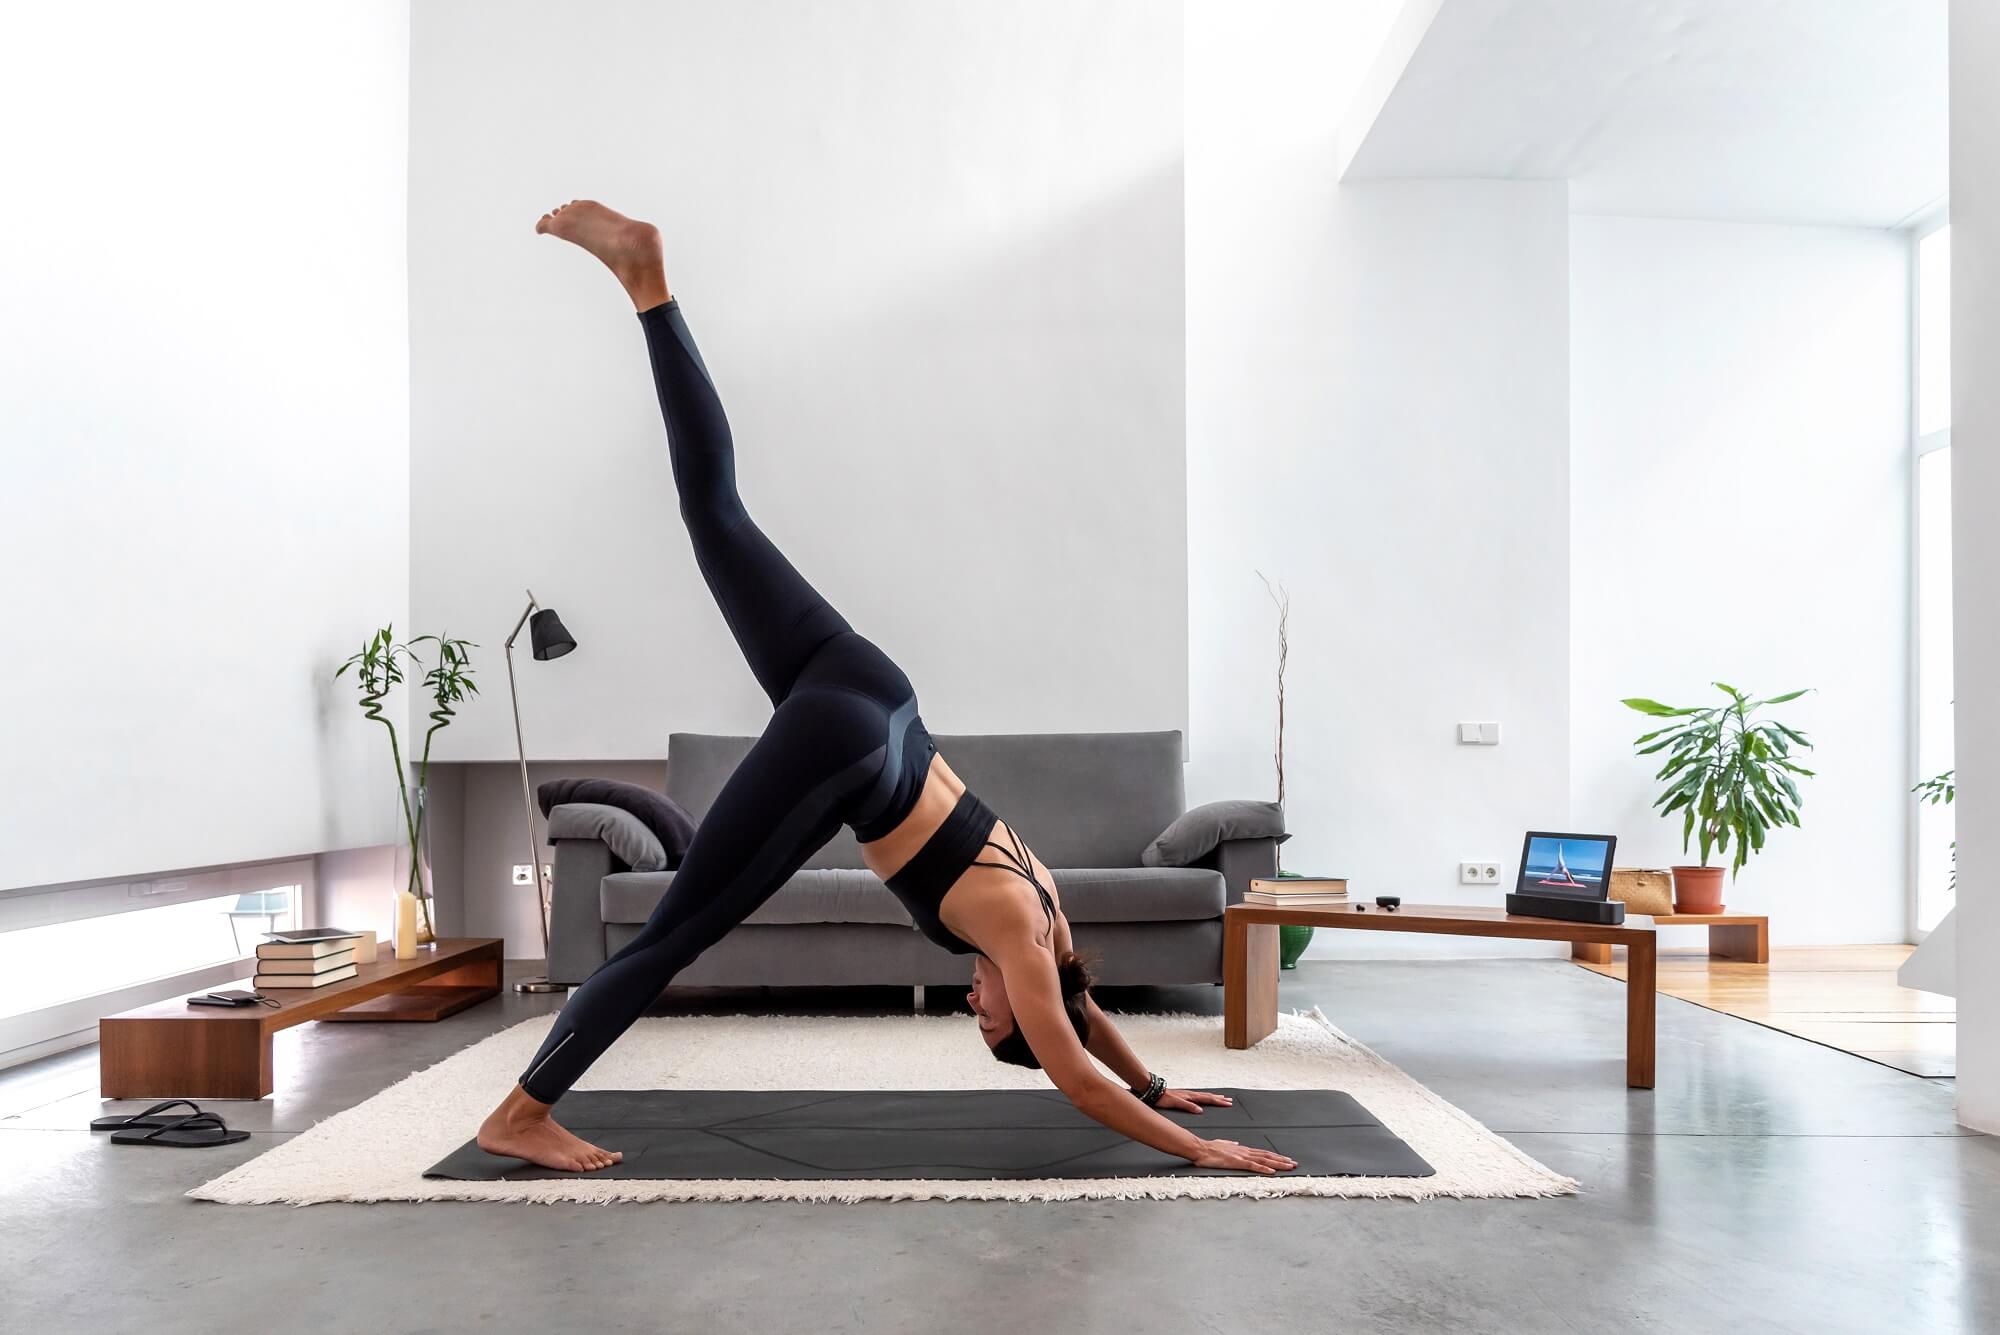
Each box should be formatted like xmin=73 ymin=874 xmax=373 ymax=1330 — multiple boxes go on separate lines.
xmin=518 ymin=300 xmax=924 ymax=1104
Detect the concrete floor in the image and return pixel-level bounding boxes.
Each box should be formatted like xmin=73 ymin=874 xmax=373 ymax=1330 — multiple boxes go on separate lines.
xmin=2 ymin=958 xmax=1995 ymax=1335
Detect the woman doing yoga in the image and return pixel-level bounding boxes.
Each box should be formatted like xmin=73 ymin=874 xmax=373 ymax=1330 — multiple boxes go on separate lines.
xmin=476 ymin=201 xmax=1297 ymax=1178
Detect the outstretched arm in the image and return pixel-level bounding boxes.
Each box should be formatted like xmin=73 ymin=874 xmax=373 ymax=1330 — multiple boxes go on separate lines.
xmin=1052 ymin=914 xmax=1235 ymax=1116
xmin=1079 ymin=997 xmax=1233 ymax=1115
xmin=990 ymin=932 xmax=1293 ymax=1174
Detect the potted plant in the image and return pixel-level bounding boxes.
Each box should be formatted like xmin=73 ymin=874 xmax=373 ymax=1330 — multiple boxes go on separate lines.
xmin=337 ymin=626 xmax=478 ymax=942
xmin=404 ymin=633 xmax=478 ymax=940
xmin=1914 ymin=768 xmax=1955 ymax=891
xmin=1623 ymin=683 xmax=1814 ymax=914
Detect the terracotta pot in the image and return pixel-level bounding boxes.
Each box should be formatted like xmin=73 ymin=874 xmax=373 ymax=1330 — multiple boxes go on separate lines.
xmin=1670 ymin=865 xmax=1726 ymax=914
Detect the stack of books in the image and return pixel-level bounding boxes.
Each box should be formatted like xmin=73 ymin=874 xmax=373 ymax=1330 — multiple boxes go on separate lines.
xmin=253 ymin=931 xmax=363 ymax=990
xmin=1243 ymin=876 xmax=1350 ymax=907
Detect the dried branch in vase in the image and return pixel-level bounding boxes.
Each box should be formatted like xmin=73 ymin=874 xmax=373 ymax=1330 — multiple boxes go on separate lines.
xmin=1257 ymin=571 xmax=1290 ymax=812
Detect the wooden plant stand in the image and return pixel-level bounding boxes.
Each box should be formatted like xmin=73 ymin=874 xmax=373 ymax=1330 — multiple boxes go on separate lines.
xmin=98 ymin=937 xmax=503 ymax=1100
xmin=1571 ymin=914 xmax=1768 ymax=966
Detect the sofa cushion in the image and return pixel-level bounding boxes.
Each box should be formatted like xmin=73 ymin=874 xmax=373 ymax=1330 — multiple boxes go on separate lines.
xmin=546 ymin=803 xmax=668 ymax=872
xmin=1048 ymin=867 xmax=1224 ymax=924
xmin=1140 ymin=799 xmax=1289 ymax=868
xmin=537 ymin=777 xmax=695 ymax=865
xmin=601 ymin=869 xmax=914 ymax=928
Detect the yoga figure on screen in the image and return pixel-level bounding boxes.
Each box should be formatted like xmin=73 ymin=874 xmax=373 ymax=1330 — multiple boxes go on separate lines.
xmin=476 ymin=200 xmax=1294 ymax=1178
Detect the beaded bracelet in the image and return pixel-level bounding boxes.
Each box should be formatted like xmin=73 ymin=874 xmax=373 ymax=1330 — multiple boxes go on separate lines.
xmin=1137 ymin=1073 xmax=1167 ymax=1107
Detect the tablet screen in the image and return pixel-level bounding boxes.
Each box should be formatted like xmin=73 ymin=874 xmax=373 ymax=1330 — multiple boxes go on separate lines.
xmin=1517 ymin=832 xmax=1615 ymax=900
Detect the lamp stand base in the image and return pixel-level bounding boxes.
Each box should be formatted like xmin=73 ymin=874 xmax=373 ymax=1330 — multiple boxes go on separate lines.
xmin=513 ymin=976 xmax=568 ymax=994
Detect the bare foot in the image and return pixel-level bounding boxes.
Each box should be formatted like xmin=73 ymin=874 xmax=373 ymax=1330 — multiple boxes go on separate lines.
xmin=535 ymin=199 xmax=669 ymax=309
xmin=477 ymin=1085 xmax=623 ymax=1172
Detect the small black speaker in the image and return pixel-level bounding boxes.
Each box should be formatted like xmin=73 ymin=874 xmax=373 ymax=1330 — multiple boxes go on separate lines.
xmin=1505 ymin=892 xmax=1626 ymax=925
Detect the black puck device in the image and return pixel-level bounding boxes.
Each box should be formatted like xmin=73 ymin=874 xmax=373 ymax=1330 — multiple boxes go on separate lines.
xmin=1504 ymin=831 xmax=1625 ymax=925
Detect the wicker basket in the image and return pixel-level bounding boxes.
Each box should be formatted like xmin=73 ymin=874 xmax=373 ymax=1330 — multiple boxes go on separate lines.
xmin=1609 ymin=868 xmax=1674 ymax=916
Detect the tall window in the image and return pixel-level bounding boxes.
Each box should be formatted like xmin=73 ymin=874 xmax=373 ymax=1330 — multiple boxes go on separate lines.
xmin=1912 ymin=220 xmax=1954 ymax=936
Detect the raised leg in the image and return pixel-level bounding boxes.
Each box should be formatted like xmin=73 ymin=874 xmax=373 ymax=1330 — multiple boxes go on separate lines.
xmin=1572 ymin=941 xmax=1614 ymax=965
xmin=1625 ymin=934 xmax=1657 ymax=1089
xmin=1709 ymin=920 xmax=1769 ymax=963
xmin=1224 ymin=914 xmax=1280 ymax=1049
xmin=538 ymin=199 xmax=854 ymax=707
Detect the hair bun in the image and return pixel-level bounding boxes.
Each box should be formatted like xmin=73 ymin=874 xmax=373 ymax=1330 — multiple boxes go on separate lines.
xmin=1055 ymin=950 xmax=1096 ymax=997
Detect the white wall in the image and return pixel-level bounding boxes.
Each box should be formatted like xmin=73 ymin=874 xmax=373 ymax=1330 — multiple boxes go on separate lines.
xmin=1950 ymin=0 xmax=2000 ymax=1133
xmin=1186 ymin=2 xmax=1574 ymax=958
xmin=0 ymin=2 xmax=411 ymax=891
xmin=408 ymin=0 xmax=1186 ymax=761
xmin=1570 ymin=216 xmax=1910 ymax=947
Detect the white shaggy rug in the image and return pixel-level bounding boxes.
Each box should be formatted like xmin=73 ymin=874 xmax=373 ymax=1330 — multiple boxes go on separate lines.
xmin=190 ymin=1010 xmax=1576 ymax=1205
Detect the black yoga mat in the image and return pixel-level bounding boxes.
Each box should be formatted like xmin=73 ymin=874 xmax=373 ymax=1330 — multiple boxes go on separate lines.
xmin=425 ymin=1088 xmax=1433 ymax=1181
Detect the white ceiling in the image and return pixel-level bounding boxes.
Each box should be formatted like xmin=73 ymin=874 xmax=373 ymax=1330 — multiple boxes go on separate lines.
xmin=1340 ymin=0 xmax=1947 ymax=227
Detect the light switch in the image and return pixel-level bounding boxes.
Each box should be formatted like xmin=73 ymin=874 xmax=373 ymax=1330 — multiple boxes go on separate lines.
xmin=1458 ymin=722 xmax=1501 ymax=746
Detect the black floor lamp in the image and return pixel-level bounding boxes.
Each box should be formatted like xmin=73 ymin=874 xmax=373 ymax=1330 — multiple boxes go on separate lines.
xmin=507 ymin=589 xmax=576 ymax=994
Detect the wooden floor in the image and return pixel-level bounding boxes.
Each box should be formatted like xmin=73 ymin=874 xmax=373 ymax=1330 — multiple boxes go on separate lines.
xmin=1576 ymin=944 xmax=1955 ymax=1078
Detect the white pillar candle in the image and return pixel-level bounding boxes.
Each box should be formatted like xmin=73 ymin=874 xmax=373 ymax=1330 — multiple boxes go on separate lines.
xmin=394 ymin=892 xmax=418 ymax=960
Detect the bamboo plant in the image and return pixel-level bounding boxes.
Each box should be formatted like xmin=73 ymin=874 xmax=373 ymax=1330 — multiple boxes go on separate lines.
xmin=406 ymin=634 xmax=479 ymax=935
xmin=1623 ymin=683 xmax=1815 ymax=879
xmin=337 ymin=627 xmax=478 ymax=938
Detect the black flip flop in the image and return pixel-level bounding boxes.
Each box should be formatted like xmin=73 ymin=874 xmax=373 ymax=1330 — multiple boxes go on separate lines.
xmin=90 ymin=1099 xmax=202 ymax=1132
xmin=109 ymin=1110 xmax=249 ymax=1149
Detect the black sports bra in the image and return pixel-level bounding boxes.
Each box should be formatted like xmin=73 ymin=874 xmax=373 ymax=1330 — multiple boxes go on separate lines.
xmin=884 ymin=788 xmax=1053 ymax=955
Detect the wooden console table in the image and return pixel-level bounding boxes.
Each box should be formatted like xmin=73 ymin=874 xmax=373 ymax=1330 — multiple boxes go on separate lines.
xmin=1224 ymin=902 xmax=1659 ymax=1088
xmin=99 ymin=937 xmax=502 ymax=1100
xmin=1571 ymin=913 xmax=1768 ymax=966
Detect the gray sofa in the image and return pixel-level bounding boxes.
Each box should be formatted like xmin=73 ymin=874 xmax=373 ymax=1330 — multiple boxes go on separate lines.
xmin=545 ymin=729 xmax=1278 ymax=990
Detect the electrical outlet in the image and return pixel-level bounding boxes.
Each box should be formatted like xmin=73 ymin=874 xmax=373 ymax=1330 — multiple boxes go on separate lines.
xmin=512 ymin=864 xmax=534 ymax=886
xmin=1459 ymin=861 xmax=1502 ymax=885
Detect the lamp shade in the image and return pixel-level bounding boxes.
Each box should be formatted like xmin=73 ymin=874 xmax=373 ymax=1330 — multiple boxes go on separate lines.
xmin=529 ymin=607 xmax=577 ymax=660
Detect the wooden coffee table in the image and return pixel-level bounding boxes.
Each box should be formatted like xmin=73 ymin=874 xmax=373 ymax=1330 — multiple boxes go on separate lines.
xmin=99 ymin=937 xmax=503 ymax=1100
xmin=1225 ymin=902 xmax=1659 ymax=1088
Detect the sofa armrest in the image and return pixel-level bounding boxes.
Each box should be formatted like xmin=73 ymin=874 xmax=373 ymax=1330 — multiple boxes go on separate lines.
xmin=1195 ymin=836 xmax=1279 ymax=908
xmin=546 ymin=836 xmax=615 ymax=986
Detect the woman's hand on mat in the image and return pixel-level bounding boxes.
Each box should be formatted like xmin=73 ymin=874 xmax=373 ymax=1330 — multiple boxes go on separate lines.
xmin=1156 ymin=1088 xmax=1233 ymax=1115
xmin=1191 ymin=1138 xmax=1297 ymax=1175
